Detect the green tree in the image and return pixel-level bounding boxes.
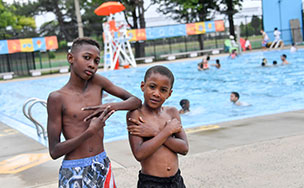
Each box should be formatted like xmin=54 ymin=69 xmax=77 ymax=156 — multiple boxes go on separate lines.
xmin=250 ymin=15 xmax=261 ymax=35
xmin=0 ymin=0 xmax=36 ymax=39
xmin=151 ymin=0 xmax=219 ymax=50
xmin=218 ymin=0 xmax=243 ymax=37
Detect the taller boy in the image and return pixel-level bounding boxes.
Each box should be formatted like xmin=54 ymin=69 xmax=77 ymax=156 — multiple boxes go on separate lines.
xmin=47 ymin=37 xmax=141 ymax=187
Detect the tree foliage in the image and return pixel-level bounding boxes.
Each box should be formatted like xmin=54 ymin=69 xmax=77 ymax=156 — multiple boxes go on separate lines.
xmin=151 ymin=0 xmax=219 ymax=23
xmin=0 ymin=0 xmax=36 ymax=39
xmin=218 ymin=0 xmax=243 ymax=36
xmin=240 ymin=15 xmax=261 ymax=37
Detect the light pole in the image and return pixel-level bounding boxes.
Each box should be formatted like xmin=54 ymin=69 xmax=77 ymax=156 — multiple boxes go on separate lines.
xmin=74 ymin=0 xmax=84 ymax=37
xmin=278 ymin=0 xmax=282 ymax=31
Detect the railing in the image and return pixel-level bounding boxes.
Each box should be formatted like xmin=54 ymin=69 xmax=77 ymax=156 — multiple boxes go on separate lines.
xmin=23 ymin=98 xmax=47 ymax=139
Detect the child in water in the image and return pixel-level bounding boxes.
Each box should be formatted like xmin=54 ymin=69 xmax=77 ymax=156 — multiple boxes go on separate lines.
xmin=179 ymin=99 xmax=190 ymax=114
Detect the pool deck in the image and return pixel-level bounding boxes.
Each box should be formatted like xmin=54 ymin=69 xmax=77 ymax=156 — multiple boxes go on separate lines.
xmin=1 ymin=48 xmax=304 ymax=187
xmin=0 ymin=109 xmax=304 ymax=187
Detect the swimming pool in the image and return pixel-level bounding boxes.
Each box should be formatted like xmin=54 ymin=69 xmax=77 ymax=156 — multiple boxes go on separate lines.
xmin=0 ymin=49 xmax=303 ymax=146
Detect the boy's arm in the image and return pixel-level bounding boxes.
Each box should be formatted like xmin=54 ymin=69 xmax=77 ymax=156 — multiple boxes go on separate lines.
xmin=83 ymin=75 xmax=141 ymax=121
xmin=163 ymin=108 xmax=189 ymax=155
xmin=47 ymin=92 xmax=114 ymax=159
xmin=127 ymin=111 xmax=181 ymax=161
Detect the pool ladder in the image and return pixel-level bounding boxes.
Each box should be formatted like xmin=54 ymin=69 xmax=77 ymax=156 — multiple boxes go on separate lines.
xmin=23 ymin=98 xmax=47 ymax=139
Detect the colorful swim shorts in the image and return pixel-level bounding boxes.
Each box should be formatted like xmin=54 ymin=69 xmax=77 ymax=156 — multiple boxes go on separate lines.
xmin=59 ymin=151 xmax=116 ymax=188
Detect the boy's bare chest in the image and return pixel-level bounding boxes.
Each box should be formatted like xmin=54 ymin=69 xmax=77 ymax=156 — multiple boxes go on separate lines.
xmin=62 ymin=90 xmax=102 ymax=120
xmin=143 ymin=114 xmax=171 ymax=129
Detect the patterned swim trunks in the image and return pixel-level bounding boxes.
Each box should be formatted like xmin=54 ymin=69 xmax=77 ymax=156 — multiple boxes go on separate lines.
xmin=59 ymin=151 xmax=116 ymax=188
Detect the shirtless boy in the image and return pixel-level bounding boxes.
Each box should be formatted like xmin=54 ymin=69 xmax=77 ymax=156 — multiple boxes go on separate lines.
xmin=127 ymin=65 xmax=189 ymax=187
xmin=47 ymin=37 xmax=141 ymax=187
xmin=281 ymin=54 xmax=289 ymax=65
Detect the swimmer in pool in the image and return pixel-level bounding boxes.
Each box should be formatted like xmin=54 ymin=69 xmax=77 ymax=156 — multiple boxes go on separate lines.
xmin=179 ymin=99 xmax=190 ymax=114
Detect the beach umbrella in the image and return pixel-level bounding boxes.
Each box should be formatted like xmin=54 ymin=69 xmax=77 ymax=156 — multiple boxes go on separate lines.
xmin=94 ymin=1 xmax=125 ymax=16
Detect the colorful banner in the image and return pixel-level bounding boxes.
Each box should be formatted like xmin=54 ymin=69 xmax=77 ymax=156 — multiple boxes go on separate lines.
xmin=125 ymin=20 xmax=224 ymax=41
xmin=0 ymin=36 xmax=58 ymax=55
xmin=146 ymin=24 xmax=187 ymax=40
xmin=0 ymin=40 xmax=9 ymax=55
xmin=214 ymin=20 xmax=225 ymax=32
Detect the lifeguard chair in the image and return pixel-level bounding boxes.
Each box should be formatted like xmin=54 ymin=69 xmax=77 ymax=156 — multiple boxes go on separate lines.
xmin=95 ymin=2 xmax=136 ymax=70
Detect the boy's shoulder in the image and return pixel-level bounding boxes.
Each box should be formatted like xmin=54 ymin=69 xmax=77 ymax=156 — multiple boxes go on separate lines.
xmin=163 ymin=106 xmax=179 ymax=117
xmin=47 ymin=89 xmax=65 ymax=104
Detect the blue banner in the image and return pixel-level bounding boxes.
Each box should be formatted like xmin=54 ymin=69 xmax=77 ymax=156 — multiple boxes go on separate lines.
xmin=204 ymin=21 xmax=216 ymax=33
xmin=33 ymin=37 xmax=46 ymax=51
xmin=146 ymin=24 xmax=187 ymax=40
xmin=0 ymin=40 xmax=9 ymax=55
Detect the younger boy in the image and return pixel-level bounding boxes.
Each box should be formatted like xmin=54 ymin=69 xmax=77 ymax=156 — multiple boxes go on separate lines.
xmin=281 ymin=54 xmax=289 ymax=65
xmin=127 ymin=65 xmax=189 ymax=187
xmin=47 ymin=37 xmax=141 ymax=187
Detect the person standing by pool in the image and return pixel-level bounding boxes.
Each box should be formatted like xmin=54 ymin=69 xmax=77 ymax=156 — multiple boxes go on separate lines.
xmin=179 ymin=99 xmax=190 ymax=114
xmin=260 ymin=29 xmax=269 ymax=49
xmin=47 ymin=37 xmax=141 ymax=187
xmin=127 ymin=65 xmax=188 ymax=188
xmin=281 ymin=54 xmax=289 ymax=65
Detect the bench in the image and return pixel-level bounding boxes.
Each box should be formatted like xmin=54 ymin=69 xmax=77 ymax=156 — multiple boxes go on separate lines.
xmin=30 ymin=66 xmax=70 ymax=76
xmin=159 ymin=48 xmax=223 ymax=60
xmin=135 ymin=56 xmax=155 ymax=63
xmin=0 ymin=72 xmax=14 ymax=80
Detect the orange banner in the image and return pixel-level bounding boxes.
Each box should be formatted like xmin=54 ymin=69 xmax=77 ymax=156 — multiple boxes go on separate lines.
xmin=215 ymin=20 xmax=225 ymax=32
xmin=7 ymin=40 xmax=21 ymax=54
xmin=45 ymin=36 xmax=58 ymax=50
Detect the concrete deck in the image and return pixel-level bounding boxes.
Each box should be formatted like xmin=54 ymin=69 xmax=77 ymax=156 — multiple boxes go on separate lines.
xmin=0 ymin=110 xmax=303 ymax=187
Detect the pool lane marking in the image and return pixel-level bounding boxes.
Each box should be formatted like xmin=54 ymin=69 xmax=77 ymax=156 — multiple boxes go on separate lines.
xmin=186 ymin=125 xmax=220 ymax=134
xmin=0 ymin=153 xmax=51 ymax=174
xmin=0 ymin=128 xmax=18 ymax=137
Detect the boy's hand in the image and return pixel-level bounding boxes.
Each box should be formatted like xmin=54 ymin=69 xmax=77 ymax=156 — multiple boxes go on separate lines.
xmin=82 ymin=105 xmax=115 ymax=122
xmin=87 ymin=106 xmax=115 ymax=133
xmin=127 ymin=117 xmax=159 ymax=137
xmin=165 ymin=118 xmax=182 ymax=135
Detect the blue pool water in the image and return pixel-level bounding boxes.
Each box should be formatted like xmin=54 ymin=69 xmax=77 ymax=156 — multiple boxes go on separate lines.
xmin=0 ymin=49 xmax=304 ymax=146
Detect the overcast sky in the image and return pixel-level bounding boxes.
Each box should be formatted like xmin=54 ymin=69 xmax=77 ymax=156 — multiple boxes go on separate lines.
xmin=3 ymin=0 xmax=266 ymax=28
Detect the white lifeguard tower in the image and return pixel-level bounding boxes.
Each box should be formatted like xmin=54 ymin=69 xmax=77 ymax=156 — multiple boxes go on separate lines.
xmin=103 ymin=18 xmax=136 ymax=70
xmin=94 ymin=2 xmax=136 ymax=70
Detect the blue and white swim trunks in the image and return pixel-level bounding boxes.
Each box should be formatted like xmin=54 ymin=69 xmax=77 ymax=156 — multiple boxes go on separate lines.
xmin=59 ymin=151 xmax=116 ymax=188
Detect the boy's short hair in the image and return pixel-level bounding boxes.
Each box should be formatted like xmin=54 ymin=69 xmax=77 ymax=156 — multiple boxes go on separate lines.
xmin=216 ymin=59 xmax=220 ymax=64
xmin=206 ymin=56 xmax=210 ymax=60
xmin=231 ymin=91 xmax=239 ymax=99
xmin=282 ymin=54 xmax=287 ymax=58
xmin=71 ymin=37 xmax=101 ymax=53
xmin=273 ymin=60 xmax=277 ymax=65
xmin=261 ymin=62 xmax=265 ymax=66
xmin=144 ymin=65 xmax=174 ymax=88
xmin=274 ymin=27 xmax=278 ymax=30
xmin=180 ymin=99 xmax=189 ymax=107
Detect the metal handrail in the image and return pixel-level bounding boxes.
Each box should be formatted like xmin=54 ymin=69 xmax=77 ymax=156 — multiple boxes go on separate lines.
xmin=23 ymin=98 xmax=47 ymax=139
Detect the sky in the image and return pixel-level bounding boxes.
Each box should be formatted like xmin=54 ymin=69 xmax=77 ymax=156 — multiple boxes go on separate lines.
xmin=2 ymin=0 xmax=279 ymax=28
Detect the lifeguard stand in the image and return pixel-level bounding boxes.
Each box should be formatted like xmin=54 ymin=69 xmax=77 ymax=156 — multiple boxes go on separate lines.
xmin=103 ymin=17 xmax=136 ymax=70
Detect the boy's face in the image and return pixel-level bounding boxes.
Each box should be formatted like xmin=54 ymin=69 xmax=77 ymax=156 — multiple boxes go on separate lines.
xmin=230 ymin=93 xmax=238 ymax=103
xmin=281 ymin=56 xmax=285 ymax=61
xmin=68 ymin=44 xmax=100 ymax=80
xmin=141 ymin=72 xmax=172 ymax=109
